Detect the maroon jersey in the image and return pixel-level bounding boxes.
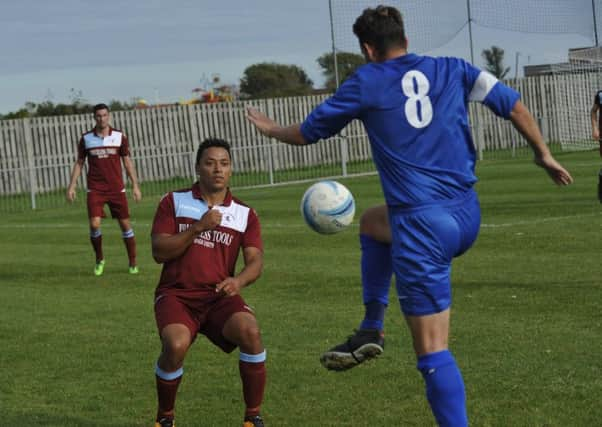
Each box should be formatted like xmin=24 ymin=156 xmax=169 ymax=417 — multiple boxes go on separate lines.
xmin=78 ymin=127 xmax=130 ymax=193
xmin=152 ymin=184 xmax=263 ymax=295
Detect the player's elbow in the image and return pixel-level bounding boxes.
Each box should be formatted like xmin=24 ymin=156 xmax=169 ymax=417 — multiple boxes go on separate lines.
xmin=255 ymin=262 xmax=264 ymax=280
xmin=152 ymin=251 xmax=166 ymax=264
xmin=509 ymin=101 xmax=533 ymax=125
xmin=509 ymin=99 xmax=526 ymax=116
xmin=151 ymin=245 xmax=168 ymax=263
xmin=248 ymin=257 xmax=264 ymax=283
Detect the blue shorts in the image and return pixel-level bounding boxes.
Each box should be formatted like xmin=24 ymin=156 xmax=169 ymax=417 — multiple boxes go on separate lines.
xmin=388 ymin=190 xmax=480 ymax=316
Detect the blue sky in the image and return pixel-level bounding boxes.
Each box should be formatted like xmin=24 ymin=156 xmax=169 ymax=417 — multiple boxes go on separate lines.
xmin=0 ymin=0 xmax=596 ymax=114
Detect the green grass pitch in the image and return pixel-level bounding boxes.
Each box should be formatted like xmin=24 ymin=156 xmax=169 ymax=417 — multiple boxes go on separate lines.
xmin=1 ymin=151 xmax=601 ymax=426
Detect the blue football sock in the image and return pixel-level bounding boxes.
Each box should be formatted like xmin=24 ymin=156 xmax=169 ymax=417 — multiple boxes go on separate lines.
xmin=362 ymin=301 xmax=387 ymax=330
xmin=417 ymin=350 xmax=468 ymax=427
xmin=359 ymin=234 xmax=392 ymax=331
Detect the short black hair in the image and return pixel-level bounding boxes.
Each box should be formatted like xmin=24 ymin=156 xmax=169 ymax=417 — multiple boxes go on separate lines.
xmin=93 ymin=103 xmax=110 ymax=114
xmin=353 ymin=5 xmax=406 ymax=58
xmin=195 ymin=138 xmax=232 ymax=165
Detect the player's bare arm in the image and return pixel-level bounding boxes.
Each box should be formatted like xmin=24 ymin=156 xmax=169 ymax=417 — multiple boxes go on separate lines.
xmin=509 ymin=100 xmax=573 ymax=186
xmin=216 ymin=246 xmax=263 ymax=296
xmin=591 ymin=102 xmax=600 ymax=140
xmin=246 ymin=107 xmax=308 ymax=146
xmin=122 ymin=156 xmax=142 ymax=202
xmin=66 ymin=159 xmax=85 ymax=202
xmin=152 ymin=209 xmax=222 ymax=263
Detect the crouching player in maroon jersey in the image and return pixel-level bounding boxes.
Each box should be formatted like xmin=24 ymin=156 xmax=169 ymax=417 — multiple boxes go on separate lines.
xmin=151 ymin=138 xmax=266 ymax=427
xmin=66 ymin=103 xmax=142 ymax=275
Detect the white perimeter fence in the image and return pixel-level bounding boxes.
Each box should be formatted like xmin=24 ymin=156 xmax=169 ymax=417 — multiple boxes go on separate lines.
xmin=0 ymin=72 xmax=599 ymax=211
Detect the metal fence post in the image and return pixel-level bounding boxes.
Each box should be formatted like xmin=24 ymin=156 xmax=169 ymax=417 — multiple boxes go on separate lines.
xmin=22 ymin=118 xmax=37 ymax=210
xmin=477 ymin=123 xmax=484 ymax=161
xmin=340 ymin=136 xmax=348 ymax=177
xmin=537 ymin=115 xmax=548 ymax=143
xmin=266 ymin=98 xmax=275 ymax=185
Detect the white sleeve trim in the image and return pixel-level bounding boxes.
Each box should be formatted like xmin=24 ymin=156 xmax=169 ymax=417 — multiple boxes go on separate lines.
xmin=468 ymin=71 xmax=498 ymax=102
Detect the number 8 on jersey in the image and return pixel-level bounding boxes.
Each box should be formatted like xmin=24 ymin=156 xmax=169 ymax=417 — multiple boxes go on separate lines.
xmin=402 ymin=70 xmax=433 ymax=129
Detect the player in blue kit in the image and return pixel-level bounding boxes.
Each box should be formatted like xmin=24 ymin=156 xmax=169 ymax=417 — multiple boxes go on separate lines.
xmin=247 ymin=5 xmax=573 ymax=426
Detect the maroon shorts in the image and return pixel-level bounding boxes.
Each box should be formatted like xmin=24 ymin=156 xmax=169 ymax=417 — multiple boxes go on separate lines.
xmin=87 ymin=191 xmax=130 ymax=219
xmin=154 ymin=290 xmax=255 ymax=353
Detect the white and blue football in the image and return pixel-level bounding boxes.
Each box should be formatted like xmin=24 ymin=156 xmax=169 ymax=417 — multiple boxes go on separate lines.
xmin=300 ymin=180 xmax=355 ymax=234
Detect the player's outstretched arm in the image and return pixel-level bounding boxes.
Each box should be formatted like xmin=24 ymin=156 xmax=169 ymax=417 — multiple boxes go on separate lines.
xmin=246 ymin=107 xmax=308 ymax=146
xmin=66 ymin=159 xmax=84 ymax=202
xmin=509 ymin=100 xmax=573 ymax=186
xmin=123 ymin=156 xmax=142 ymax=202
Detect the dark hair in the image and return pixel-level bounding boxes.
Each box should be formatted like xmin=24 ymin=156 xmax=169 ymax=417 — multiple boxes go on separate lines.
xmin=93 ymin=103 xmax=110 ymax=114
xmin=195 ymin=138 xmax=232 ymax=165
xmin=352 ymin=5 xmax=406 ymax=58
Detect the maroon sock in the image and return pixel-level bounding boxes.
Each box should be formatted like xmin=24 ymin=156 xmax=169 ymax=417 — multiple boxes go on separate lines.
xmin=90 ymin=233 xmax=103 ymax=263
xmin=239 ymin=359 xmax=266 ymax=417
xmin=122 ymin=232 xmax=136 ymax=267
xmin=156 ymin=374 xmax=182 ymax=421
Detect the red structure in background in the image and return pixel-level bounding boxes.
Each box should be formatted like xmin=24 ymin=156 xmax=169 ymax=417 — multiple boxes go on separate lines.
xmin=135 ymin=74 xmax=238 ymax=109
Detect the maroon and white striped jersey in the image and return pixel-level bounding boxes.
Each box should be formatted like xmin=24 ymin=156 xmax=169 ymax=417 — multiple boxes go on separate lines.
xmin=78 ymin=127 xmax=130 ymax=193
xmin=152 ymin=184 xmax=263 ymax=294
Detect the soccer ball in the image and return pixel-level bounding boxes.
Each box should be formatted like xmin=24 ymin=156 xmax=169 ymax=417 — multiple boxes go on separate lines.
xmin=300 ymin=180 xmax=355 ymax=234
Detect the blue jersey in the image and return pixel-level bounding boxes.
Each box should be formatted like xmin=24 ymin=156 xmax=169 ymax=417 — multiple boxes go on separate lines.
xmin=300 ymin=54 xmax=520 ymax=207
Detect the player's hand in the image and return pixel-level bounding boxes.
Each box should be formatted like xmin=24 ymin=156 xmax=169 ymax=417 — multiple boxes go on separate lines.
xmin=215 ymin=276 xmax=243 ymax=296
xmin=195 ymin=208 xmax=222 ymax=232
xmin=132 ymin=185 xmax=142 ymax=202
xmin=246 ymin=107 xmax=277 ymax=137
xmin=66 ymin=187 xmax=76 ymax=203
xmin=534 ymin=154 xmax=574 ymax=186
xmin=593 ymin=129 xmax=600 ymax=140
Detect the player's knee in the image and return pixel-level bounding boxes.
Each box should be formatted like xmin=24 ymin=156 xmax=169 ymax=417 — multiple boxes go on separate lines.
xmin=238 ymin=323 xmax=263 ymax=352
xmin=119 ymin=219 xmax=131 ymax=231
xmin=242 ymin=323 xmax=262 ymax=343
xmin=359 ymin=206 xmax=390 ymax=242
xmin=163 ymin=336 xmax=190 ymax=359
xmin=360 ymin=207 xmax=379 ymax=232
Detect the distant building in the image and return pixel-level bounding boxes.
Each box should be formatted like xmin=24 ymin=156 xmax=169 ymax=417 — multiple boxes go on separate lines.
xmin=524 ymin=46 xmax=602 ymax=77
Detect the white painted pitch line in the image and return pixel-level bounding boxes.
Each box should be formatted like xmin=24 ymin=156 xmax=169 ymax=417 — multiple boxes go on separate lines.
xmin=1 ymin=211 xmax=600 ymax=230
xmin=480 ymin=211 xmax=602 ymax=228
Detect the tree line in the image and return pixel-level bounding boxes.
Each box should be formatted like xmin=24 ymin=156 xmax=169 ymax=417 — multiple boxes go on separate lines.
xmin=1 ymin=46 xmax=510 ymax=119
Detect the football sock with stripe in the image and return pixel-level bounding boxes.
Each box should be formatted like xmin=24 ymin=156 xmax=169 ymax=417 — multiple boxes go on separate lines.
xmin=359 ymin=234 xmax=392 ymax=331
xmin=122 ymin=229 xmax=137 ymax=267
xmin=155 ymin=364 xmax=183 ymax=421
xmin=90 ymin=228 xmax=103 ymax=263
xmin=239 ymin=350 xmax=266 ymax=418
xmin=417 ymin=350 xmax=468 ymax=427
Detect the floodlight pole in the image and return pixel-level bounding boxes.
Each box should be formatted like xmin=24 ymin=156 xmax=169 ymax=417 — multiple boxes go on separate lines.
xmin=328 ymin=0 xmax=340 ymax=88
xmin=593 ymin=0 xmax=599 ymax=46
xmin=328 ymin=0 xmax=347 ymax=176
xmin=466 ymin=0 xmax=483 ymax=160
xmin=466 ymin=0 xmax=475 ymax=64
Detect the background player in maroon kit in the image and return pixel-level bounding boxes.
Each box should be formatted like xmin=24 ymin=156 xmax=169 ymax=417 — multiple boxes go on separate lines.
xmin=66 ymin=103 xmax=142 ymax=275
xmin=590 ymin=90 xmax=602 ymax=202
xmin=151 ymin=138 xmax=266 ymax=427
